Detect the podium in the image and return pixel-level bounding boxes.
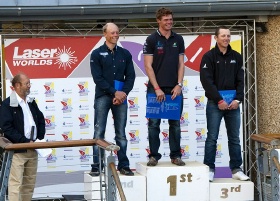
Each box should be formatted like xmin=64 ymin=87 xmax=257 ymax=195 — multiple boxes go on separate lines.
xmin=84 ymin=172 xmax=146 ymax=201
xmin=84 ymin=161 xmax=254 ymax=201
xmin=136 ymin=161 xmax=209 ymax=201
xmin=209 ymin=178 xmax=254 ymax=201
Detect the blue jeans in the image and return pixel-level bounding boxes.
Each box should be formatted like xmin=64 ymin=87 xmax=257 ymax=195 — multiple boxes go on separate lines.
xmin=92 ymin=95 xmax=129 ymax=170
xmin=203 ymin=100 xmax=242 ymax=172
xmin=147 ymin=87 xmax=183 ymax=161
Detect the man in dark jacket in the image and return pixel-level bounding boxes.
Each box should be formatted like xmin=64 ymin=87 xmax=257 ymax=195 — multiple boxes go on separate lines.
xmin=0 ymin=73 xmax=45 ymax=201
xmin=200 ymin=26 xmax=249 ymax=182
xmin=90 ymin=23 xmax=135 ymax=176
xmin=143 ymin=7 xmax=185 ymax=167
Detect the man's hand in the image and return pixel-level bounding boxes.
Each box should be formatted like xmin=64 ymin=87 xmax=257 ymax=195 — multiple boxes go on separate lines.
xmin=218 ymin=101 xmax=228 ymax=110
xmin=228 ymin=100 xmax=239 ymax=110
xmin=113 ymin=98 xmax=122 ymax=105
xmin=114 ymin=91 xmax=127 ymax=104
xmin=155 ymin=89 xmax=165 ymax=102
xmin=171 ymin=85 xmax=182 ymax=100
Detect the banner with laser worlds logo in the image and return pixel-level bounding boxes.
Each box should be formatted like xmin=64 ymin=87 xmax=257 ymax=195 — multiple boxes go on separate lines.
xmin=4 ymin=35 xmax=243 ymax=198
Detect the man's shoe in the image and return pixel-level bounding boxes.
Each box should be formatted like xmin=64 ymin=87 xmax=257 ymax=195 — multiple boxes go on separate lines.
xmin=232 ymin=171 xmax=250 ymax=181
xmin=119 ymin=167 xmax=134 ymax=176
xmin=89 ymin=167 xmax=100 ymax=177
xmin=209 ymin=171 xmax=215 ymax=182
xmin=147 ymin=157 xmax=158 ymax=166
xmin=171 ymin=158 xmax=185 ymax=166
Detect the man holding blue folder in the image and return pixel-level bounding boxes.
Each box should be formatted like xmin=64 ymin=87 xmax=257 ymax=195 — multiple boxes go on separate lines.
xmin=90 ymin=23 xmax=135 ymax=176
xmin=200 ymin=26 xmax=249 ymax=182
xmin=143 ymin=7 xmax=185 ymax=166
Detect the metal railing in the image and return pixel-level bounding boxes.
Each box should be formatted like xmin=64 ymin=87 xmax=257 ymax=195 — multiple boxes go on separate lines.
xmin=0 ymin=137 xmax=126 ymax=201
xmin=251 ymin=134 xmax=280 ymax=201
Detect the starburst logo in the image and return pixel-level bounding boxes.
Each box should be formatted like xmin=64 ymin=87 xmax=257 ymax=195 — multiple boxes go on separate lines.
xmin=54 ymin=46 xmax=78 ymax=70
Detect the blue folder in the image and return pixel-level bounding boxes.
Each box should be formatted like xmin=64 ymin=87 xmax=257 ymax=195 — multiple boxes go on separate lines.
xmin=218 ymin=90 xmax=236 ymax=105
xmin=114 ymin=80 xmax=124 ymax=91
xmin=114 ymin=80 xmax=127 ymax=104
xmin=146 ymin=93 xmax=182 ymax=120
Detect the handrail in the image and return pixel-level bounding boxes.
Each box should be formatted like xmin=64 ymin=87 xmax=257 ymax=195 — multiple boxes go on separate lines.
xmin=109 ymin=162 xmax=127 ymax=201
xmin=0 ymin=137 xmax=124 ymax=200
xmin=272 ymin=156 xmax=280 ymax=174
xmin=251 ymin=134 xmax=280 ymax=175
xmin=251 ymin=134 xmax=280 ymax=146
xmin=0 ymin=137 xmax=120 ymax=151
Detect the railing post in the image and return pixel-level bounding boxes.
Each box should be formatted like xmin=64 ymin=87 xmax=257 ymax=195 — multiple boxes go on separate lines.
xmin=97 ymin=147 xmax=105 ymax=201
xmin=271 ymin=150 xmax=280 ymax=201
xmin=0 ymin=151 xmax=13 ymax=201
xmin=107 ymin=154 xmax=116 ymax=201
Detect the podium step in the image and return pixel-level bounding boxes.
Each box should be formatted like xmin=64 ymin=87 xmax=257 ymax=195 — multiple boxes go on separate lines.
xmin=136 ymin=161 xmax=209 ymax=201
xmin=210 ymin=178 xmax=254 ymax=201
xmin=84 ymin=162 xmax=254 ymax=201
xmin=84 ymin=172 xmax=146 ymax=201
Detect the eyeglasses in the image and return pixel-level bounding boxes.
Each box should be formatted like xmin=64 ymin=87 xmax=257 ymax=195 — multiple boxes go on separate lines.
xmin=19 ymin=82 xmax=31 ymax=86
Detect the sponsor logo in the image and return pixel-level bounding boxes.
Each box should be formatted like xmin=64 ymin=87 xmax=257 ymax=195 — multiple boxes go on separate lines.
xmin=5 ymin=37 xmax=101 ymax=78
xmin=195 ymin=128 xmax=207 ymax=142
xmin=194 ymin=85 xmax=204 ymax=91
xmin=44 ymin=82 xmax=55 ymax=98
xmin=129 ymin=130 xmax=140 ymax=144
xmin=120 ymin=41 xmax=146 ymax=76
xmin=78 ymin=81 xmax=90 ymax=96
xmin=180 ymin=112 xmax=189 ymax=127
xmin=78 ymin=114 xmax=90 ymax=129
xmin=45 ymin=115 xmax=56 ymax=130
xmin=13 ymin=46 xmax=77 ymax=69
xmin=79 ymin=147 xmax=90 ymax=162
xmin=161 ymin=129 xmax=169 ymax=143
xmin=46 ymin=149 xmax=57 ymax=163
xmin=194 ymin=96 xmax=205 ymax=110
xmin=62 ymin=121 xmax=74 ymax=128
xmin=45 ymin=105 xmax=55 ymax=112
xmin=184 ymin=35 xmax=211 ymax=72
xmin=181 ymin=145 xmax=191 ymax=159
xmin=62 ymin=131 xmax=73 ymax=141
xmin=61 ymin=98 xmax=73 ymax=113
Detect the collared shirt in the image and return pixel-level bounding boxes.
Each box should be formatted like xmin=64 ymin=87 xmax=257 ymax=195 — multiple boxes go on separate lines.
xmin=90 ymin=42 xmax=135 ymax=99
xmin=15 ymin=93 xmax=37 ymax=140
xmin=143 ymin=30 xmax=185 ymax=88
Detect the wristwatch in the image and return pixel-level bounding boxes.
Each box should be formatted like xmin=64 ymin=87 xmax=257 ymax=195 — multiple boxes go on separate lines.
xmin=177 ymin=82 xmax=183 ymax=87
xmin=235 ymin=100 xmax=241 ymax=104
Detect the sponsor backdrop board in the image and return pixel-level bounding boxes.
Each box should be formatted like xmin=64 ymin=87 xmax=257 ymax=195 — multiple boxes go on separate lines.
xmin=3 ymin=35 xmax=243 ymax=198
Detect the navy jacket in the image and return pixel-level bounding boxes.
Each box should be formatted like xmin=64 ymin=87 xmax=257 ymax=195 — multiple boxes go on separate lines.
xmin=0 ymin=91 xmax=45 ymax=149
xmin=200 ymin=43 xmax=244 ymax=104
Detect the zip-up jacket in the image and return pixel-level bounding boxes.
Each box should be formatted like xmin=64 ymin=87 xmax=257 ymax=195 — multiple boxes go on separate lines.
xmin=200 ymin=43 xmax=244 ymax=104
xmin=0 ymin=91 xmax=46 ymax=152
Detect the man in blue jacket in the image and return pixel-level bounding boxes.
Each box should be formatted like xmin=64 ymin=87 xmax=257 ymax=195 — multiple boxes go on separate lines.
xmin=200 ymin=26 xmax=249 ymax=182
xmin=90 ymin=23 xmax=135 ymax=176
xmin=0 ymin=72 xmax=45 ymax=201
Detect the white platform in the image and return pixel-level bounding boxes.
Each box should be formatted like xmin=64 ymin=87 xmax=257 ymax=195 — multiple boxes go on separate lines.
xmin=84 ymin=172 xmax=146 ymax=201
xmin=136 ymin=161 xmax=209 ymax=201
xmin=84 ymin=173 xmax=106 ymax=200
xmin=209 ymin=178 xmax=254 ymax=201
xmin=84 ymin=163 xmax=254 ymax=201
